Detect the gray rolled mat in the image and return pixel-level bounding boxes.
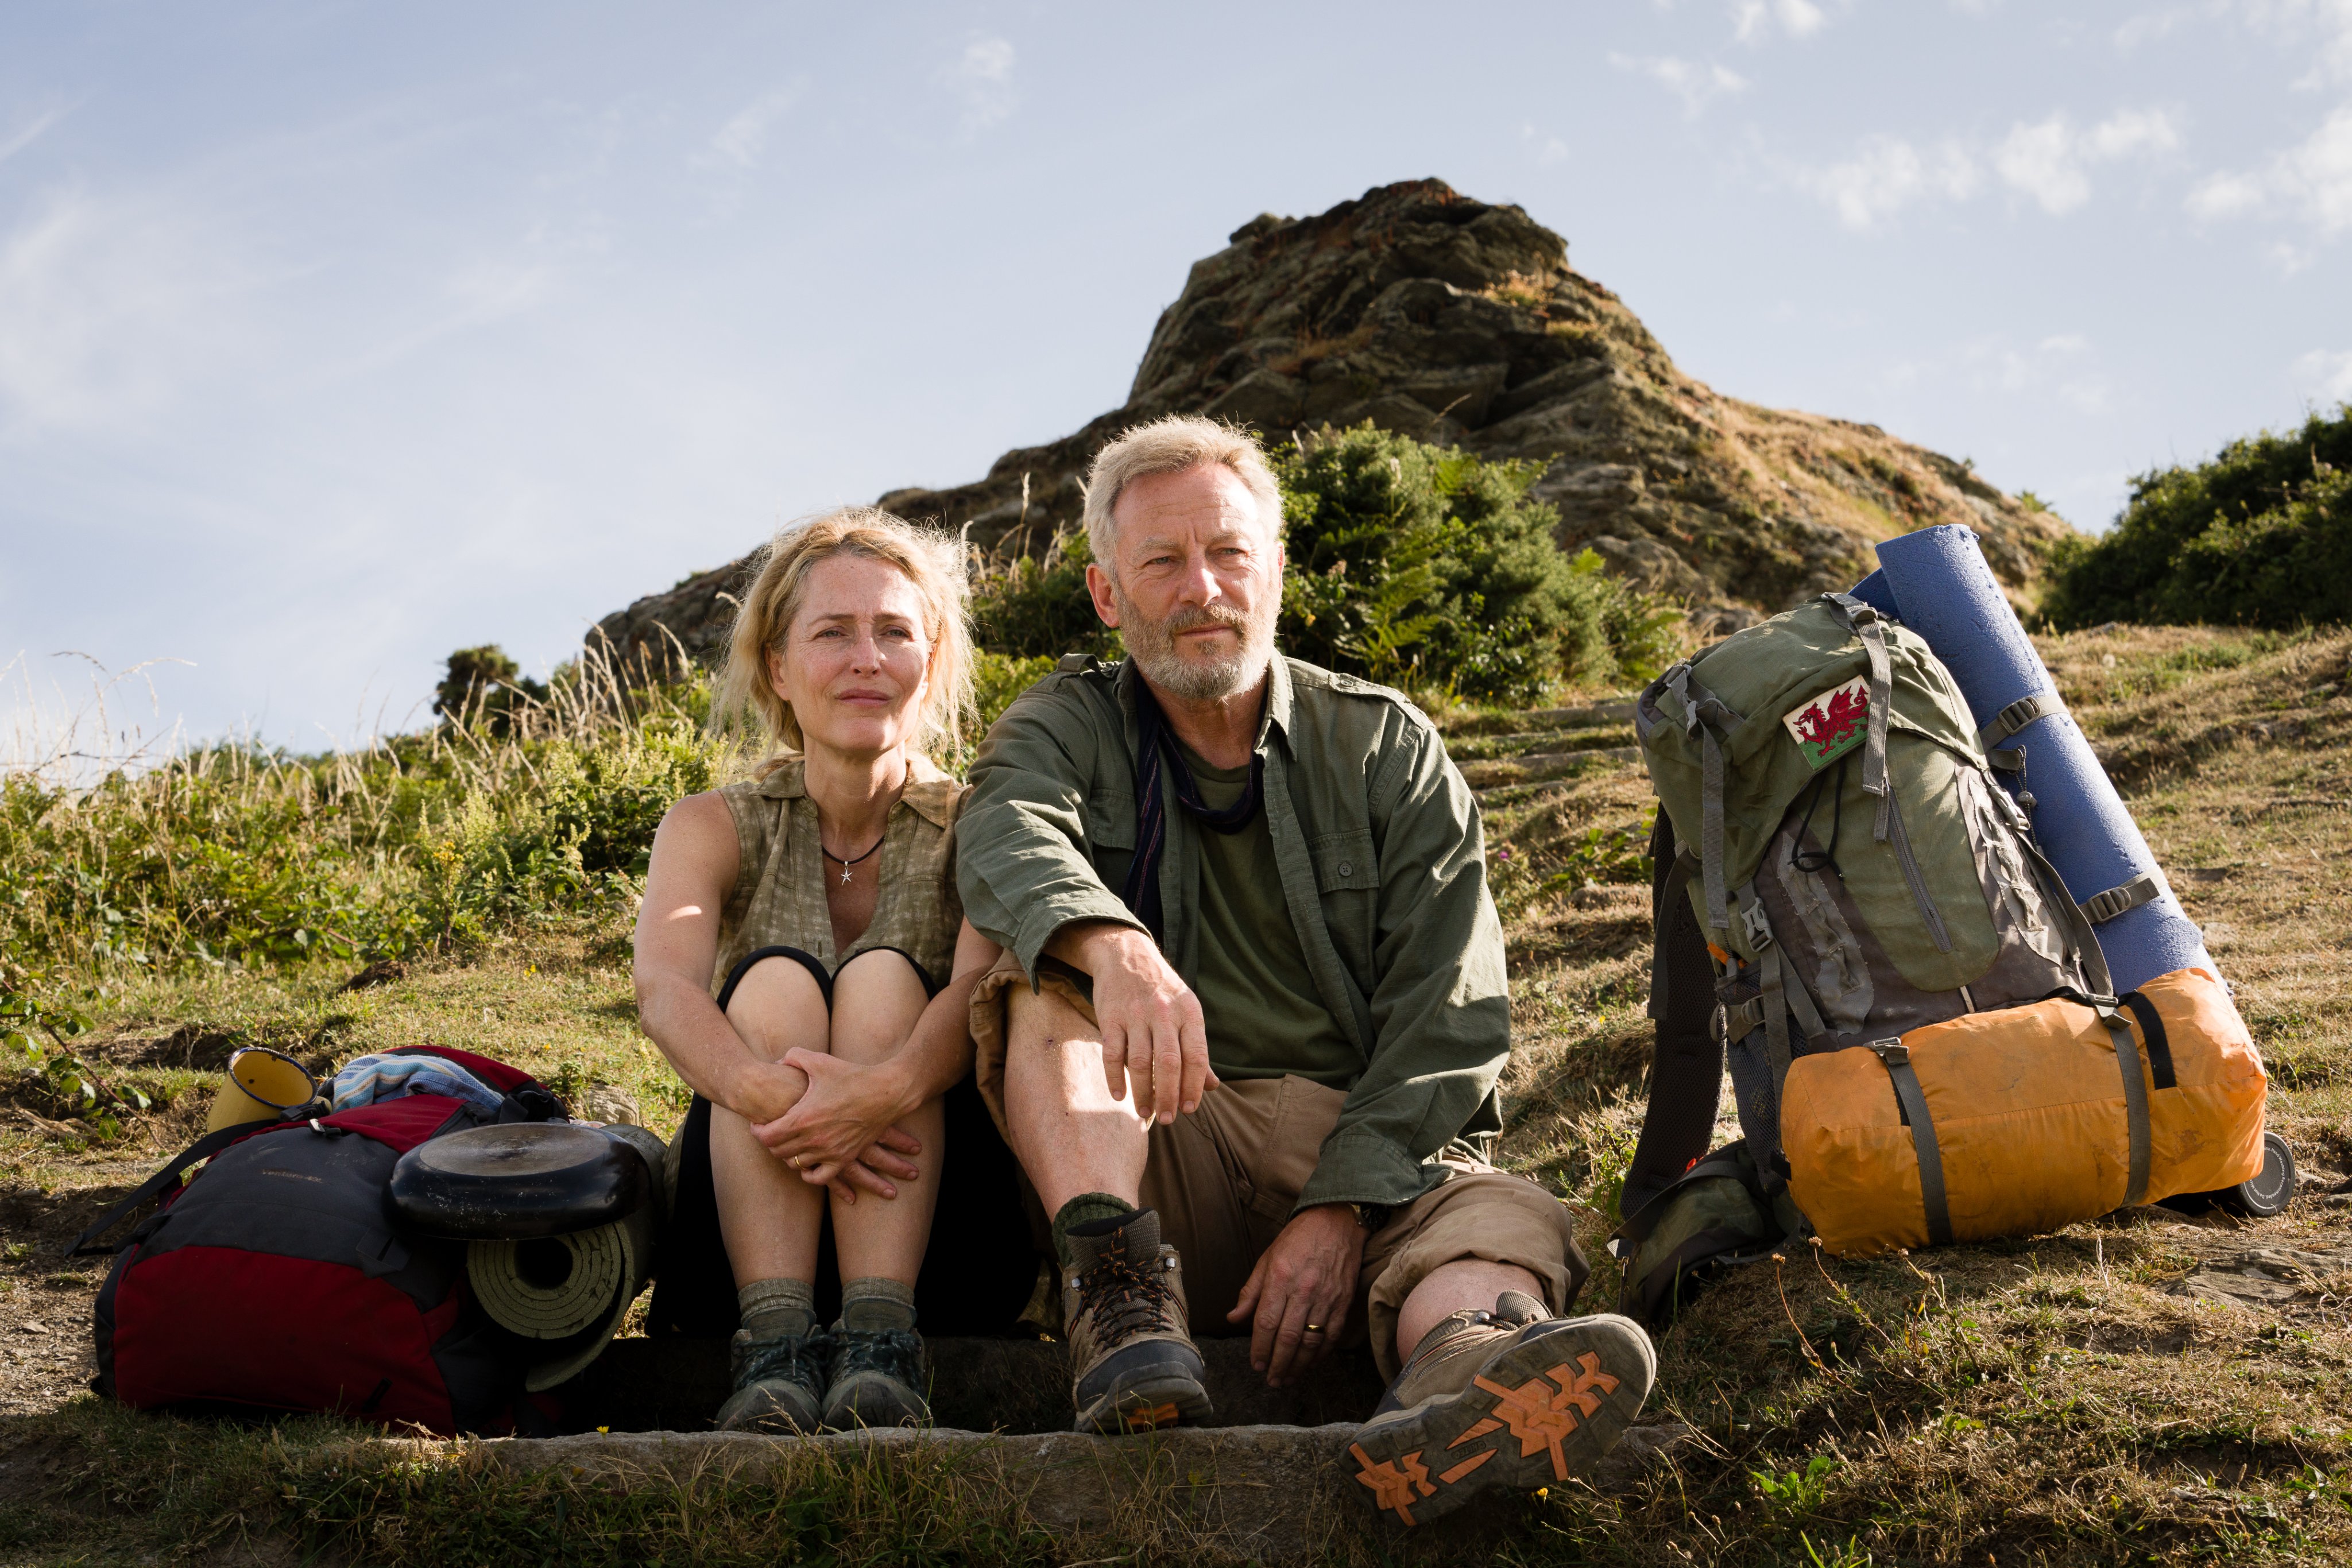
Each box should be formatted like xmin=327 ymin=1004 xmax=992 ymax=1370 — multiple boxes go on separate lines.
xmin=467 ymin=1122 xmax=667 ymax=1392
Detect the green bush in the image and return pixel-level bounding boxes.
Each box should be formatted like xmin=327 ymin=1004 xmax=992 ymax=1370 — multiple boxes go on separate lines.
xmin=2044 ymin=404 xmax=2352 ymax=629
xmin=967 ymin=423 xmax=1676 ymax=702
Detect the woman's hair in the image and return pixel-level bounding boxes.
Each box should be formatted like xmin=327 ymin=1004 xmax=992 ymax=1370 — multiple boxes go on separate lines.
xmin=714 ymin=506 xmax=973 ymax=767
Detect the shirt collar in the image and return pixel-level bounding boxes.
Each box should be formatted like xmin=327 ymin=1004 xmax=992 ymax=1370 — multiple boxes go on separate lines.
xmin=1118 ymin=653 xmax=1293 ymax=758
xmin=753 ymin=753 xmax=960 ymax=828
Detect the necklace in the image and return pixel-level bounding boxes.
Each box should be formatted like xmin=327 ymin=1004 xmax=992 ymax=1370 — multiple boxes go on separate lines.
xmin=822 ymin=833 xmax=886 ymax=885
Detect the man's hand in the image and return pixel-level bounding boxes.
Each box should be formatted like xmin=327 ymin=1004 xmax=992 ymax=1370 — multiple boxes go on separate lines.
xmin=1227 ymin=1203 xmax=1365 ymax=1388
xmin=728 ymin=1055 xmax=812 ymax=1129
xmin=1068 ymin=925 xmax=1218 ymax=1124
xmin=752 ymin=1050 xmax=923 ymax=1205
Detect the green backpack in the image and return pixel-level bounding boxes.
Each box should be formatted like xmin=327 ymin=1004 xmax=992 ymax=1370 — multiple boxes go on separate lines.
xmin=1633 ymin=594 xmax=2110 ymax=1186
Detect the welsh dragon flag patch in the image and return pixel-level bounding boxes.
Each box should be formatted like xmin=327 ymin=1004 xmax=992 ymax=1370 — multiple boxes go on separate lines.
xmin=1782 ymin=676 xmax=1870 ymax=769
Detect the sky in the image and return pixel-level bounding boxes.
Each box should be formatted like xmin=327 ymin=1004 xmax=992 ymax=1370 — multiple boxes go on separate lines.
xmin=3 ymin=0 xmax=2348 ymax=754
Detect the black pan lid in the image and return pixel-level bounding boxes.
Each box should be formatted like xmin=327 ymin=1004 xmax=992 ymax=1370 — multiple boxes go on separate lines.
xmin=389 ymin=1122 xmax=649 ymax=1239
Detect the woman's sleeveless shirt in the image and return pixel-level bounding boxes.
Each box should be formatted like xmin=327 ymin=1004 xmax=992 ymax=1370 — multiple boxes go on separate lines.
xmin=709 ymin=755 xmax=968 ymax=992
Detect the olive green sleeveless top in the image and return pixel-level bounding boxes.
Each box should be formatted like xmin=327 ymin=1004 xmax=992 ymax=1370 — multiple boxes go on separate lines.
xmin=709 ymin=754 xmax=968 ymax=994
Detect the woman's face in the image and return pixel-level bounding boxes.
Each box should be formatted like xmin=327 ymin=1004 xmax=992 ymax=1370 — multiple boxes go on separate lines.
xmin=768 ymin=553 xmax=934 ymax=763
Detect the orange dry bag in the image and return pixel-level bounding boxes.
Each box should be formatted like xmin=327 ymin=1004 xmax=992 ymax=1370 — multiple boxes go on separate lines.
xmin=1781 ymin=967 xmax=2266 ymax=1257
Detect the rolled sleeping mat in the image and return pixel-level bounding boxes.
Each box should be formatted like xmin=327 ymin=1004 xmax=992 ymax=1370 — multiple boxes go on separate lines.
xmin=393 ymin=1121 xmax=667 ymax=1393
xmin=1866 ymin=524 xmax=2216 ymax=995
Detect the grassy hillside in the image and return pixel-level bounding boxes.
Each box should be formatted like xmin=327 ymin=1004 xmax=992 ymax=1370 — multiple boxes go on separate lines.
xmin=3 ymin=627 xmax=2350 ymax=1565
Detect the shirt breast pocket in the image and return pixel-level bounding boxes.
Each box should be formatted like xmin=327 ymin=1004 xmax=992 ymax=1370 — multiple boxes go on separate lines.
xmin=1309 ymin=827 xmax=1378 ymax=979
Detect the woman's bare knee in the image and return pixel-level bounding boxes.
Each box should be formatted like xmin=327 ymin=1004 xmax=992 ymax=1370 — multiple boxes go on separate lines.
xmin=831 ymin=948 xmax=929 ymax=1064
xmin=724 ymin=955 xmax=830 ymax=1062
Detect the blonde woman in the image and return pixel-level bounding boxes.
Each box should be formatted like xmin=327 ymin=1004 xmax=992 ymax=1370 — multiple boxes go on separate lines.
xmin=633 ymin=508 xmax=1028 ymax=1433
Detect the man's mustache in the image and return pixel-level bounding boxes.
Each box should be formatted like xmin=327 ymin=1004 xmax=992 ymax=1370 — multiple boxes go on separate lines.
xmin=1158 ymin=603 xmax=1250 ymax=635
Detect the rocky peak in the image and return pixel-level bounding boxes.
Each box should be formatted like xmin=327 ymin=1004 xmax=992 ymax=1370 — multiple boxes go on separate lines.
xmin=593 ymin=179 xmax=2069 ymax=673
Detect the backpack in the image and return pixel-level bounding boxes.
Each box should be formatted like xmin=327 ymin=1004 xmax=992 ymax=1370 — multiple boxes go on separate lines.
xmin=1621 ymin=593 xmax=2270 ymax=1272
xmin=1634 ymin=593 xmax=2105 ymax=1174
xmin=78 ymin=1045 xmax=567 ymax=1435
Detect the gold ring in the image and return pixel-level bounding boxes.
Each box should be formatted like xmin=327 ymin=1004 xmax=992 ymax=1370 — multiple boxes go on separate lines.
xmin=790 ymin=1154 xmax=806 ymax=1170
xmin=1303 ymin=1323 xmax=1325 ymax=1335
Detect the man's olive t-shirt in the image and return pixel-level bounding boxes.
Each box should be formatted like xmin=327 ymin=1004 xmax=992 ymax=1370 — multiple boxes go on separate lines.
xmin=1178 ymin=743 xmax=1362 ymax=1089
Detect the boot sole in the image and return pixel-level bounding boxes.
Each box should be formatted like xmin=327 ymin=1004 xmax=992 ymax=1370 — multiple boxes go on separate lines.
xmin=1074 ymin=1370 xmax=1217 ymax=1435
xmin=1348 ymin=1315 xmax=1655 ymax=1528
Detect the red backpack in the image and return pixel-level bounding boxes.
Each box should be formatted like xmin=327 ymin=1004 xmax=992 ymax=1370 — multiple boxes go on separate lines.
xmin=77 ymin=1046 xmax=565 ymax=1435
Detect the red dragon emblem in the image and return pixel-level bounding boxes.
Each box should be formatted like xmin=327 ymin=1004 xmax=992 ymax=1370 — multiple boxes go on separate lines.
xmin=1793 ymin=686 xmax=1867 ymax=750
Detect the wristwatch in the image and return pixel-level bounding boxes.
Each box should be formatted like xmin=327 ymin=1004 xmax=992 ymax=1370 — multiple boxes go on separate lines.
xmin=1351 ymin=1202 xmax=1391 ymax=1232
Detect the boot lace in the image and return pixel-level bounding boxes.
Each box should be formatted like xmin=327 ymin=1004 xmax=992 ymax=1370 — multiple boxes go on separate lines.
xmin=831 ymin=1326 xmax=925 ymax=1384
xmin=1077 ymin=1247 xmax=1173 ymax=1344
xmin=738 ymin=1327 xmax=833 ymax=1392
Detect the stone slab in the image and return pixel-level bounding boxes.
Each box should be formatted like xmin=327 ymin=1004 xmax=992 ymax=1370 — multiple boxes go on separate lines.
xmin=562 ymin=1334 xmax=1386 ymax=1435
xmin=454 ymin=1417 xmax=1696 ymax=1565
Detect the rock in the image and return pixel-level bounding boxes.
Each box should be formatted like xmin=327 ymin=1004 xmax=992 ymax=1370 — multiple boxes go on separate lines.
xmin=593 ymin=179 xmax=2074 ymax=672
xmin=578 ymin=1084 xmax=643 ymax=1127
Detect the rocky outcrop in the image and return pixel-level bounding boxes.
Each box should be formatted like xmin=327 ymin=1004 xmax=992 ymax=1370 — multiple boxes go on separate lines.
xmin=593 ymin=179 xmax=2071 ymax=671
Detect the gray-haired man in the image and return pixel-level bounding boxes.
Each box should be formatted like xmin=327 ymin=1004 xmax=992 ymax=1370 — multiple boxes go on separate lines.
xmin=958 ymin=415 xmax=1655 ymax=1527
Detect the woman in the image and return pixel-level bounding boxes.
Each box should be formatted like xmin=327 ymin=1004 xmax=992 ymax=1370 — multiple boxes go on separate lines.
xmin=633 ymin=507 xmax=1031 ymax=1434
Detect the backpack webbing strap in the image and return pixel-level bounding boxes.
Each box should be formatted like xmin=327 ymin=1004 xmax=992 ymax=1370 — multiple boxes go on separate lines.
xmin=1871 ymin=1040 xmax=1952 ymax=1248
xmin=1829 ymin=594 xmax=1896 ymax=839
xmin=2080 ymin=872 xmax=2161 ymax=926
xmin=1665 ymin=666 xmax=1743 ymax=943
xmin=1649 ymin=849 xmax=1700 ymax=1022
xmin=1978 ymin=692 xmax=2064 ymax=750
xmin=69 ymin=1117 xmax=292 ymax=1256
xmin=2118 ymin=991 xmax=2177 ymax=1090
xmin=2102 ymin=1006 xmax=2153 ymax=1207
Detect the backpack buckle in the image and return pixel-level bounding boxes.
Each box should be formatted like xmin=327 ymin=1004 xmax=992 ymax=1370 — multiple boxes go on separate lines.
xmin=1868 ymin=1038 xmax=1909 ymax=1067
xmin=1739 ymin=900 xmax=1774 ymax=951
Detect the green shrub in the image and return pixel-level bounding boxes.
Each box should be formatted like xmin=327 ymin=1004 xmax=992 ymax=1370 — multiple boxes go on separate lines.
xmin=434 ymin=644 xmax=549 ymax=734
xmin=2044 ymin=404 xmax=2352 ymax=629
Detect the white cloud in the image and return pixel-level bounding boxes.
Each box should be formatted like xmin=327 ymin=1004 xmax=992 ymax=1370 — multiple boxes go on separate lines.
xmin=2294 ymin=346 xmax=2352 ymax=400
xmin=1733 ymin=0 xmax=1828 ymax=41
xmin=1521 ymin=124 xmax=1573 ymax=165
xmin=2186 ymin=101 xmax=2352 ymax=231
xmin=2113 ymin=6 xmax=2194 ymax=49
xmin=1995 ymin=118 xmax=2092 ymax=214
xmin=941 ymin=37 xmax=1018 ymax=135
xmin=0 ymin=184 xmax=262 ymax=436
xmin=1608 ymin=53 xmax=1750 ymax=115
xmin=705 ymin=87 xmax=800 ymax=170
xmin=1969 ymin=333 xmax=2112 ymax=413
xmin=0 ymin=107 xmax=65 ymax=168
xmin=2232 ymin=0 xmax=2352 ymax=87
xmin=1798 ymin=137 xmax=1981 ymax=230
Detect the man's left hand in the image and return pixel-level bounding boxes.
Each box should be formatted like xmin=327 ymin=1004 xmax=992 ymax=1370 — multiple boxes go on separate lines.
xmin=1227 ymin=1202 xmax=1365 ymax=1388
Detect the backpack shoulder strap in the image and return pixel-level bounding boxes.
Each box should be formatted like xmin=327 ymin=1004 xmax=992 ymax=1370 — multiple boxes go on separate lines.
xmin=69 ymin=1118 xmax=293 ymax=1256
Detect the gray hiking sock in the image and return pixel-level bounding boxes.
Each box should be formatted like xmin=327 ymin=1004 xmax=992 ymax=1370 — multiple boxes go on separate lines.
xmin=738 ymin=1277 xmax=818 ymax=1341
xmin=1052 ymin=1193 xmax=1139 ymax=1271
xmin=839 ymin=1276 xmax=918 ymax=1333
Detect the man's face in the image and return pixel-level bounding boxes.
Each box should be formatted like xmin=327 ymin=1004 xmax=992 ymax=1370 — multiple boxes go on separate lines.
xmin=1086 ymin=463 xmax=1282 ymax=703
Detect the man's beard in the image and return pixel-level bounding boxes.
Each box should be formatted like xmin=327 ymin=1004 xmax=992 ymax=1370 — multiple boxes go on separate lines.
xmin=1112 ymin=583 xmax=1277 ymax=702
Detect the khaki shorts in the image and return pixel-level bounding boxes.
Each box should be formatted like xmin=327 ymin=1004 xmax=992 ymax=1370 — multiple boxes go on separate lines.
xmin=971 ymin=955 xmax=1585 ymax=1378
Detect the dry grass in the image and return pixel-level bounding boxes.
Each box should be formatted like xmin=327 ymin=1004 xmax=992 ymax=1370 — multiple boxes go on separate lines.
xmin=3 ymin=626 xmax=2350 ymax=1563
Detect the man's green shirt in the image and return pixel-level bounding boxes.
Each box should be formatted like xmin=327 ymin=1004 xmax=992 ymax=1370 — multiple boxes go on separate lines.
xmin=956 ymin=653 xmax=1511 ymax=1214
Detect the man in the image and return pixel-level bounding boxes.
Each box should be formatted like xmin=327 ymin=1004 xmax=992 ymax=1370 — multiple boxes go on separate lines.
xmin=958 ymin=415 xmax=1655 ymax=1527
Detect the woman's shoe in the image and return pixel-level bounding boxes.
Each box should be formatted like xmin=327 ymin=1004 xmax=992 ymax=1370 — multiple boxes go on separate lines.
xmin=715 ymin=1326 xmax=832 ymax=1433
xmin=822 ymin=1325 xmax=933 ymax=1429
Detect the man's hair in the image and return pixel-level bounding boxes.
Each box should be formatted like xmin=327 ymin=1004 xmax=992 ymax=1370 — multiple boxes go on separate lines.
xmin=714 ymin=506 xmax=974 ymax=770
xmin=1081 ymin=415 xmax=1284 ymax=576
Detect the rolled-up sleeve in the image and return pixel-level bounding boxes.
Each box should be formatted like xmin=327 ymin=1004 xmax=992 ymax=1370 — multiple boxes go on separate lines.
xmin=957 ymin=680 xmax=1147 ymax=976
xmin=1298 ymin=719 xmax=1509 ymax=1212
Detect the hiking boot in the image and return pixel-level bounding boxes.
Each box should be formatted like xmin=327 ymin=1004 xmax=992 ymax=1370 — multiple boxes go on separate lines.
xmin=1062 ymin=1208 xmax=1213 ymax=1434
xmin=1348 ymin=1291 xmax=1655 ymax=1527
xmin=822 ymin=1326 xmax=933 ymax=1430
xmin=715 ymin=1325 xmax=832 ymax=1433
